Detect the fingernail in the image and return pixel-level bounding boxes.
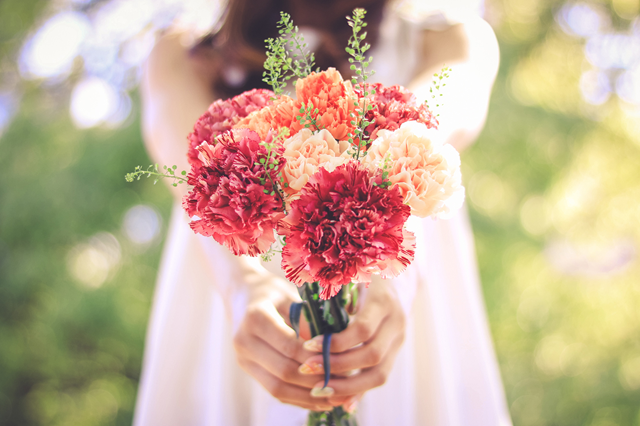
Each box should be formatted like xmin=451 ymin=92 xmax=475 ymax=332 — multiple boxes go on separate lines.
xmin=344 ymin=398 xmax=359 ymax=414
xmin=299 ymin=361 xmax=324 ymax=375
xmin=317 ymin=406 xmax=333 ymax=412
xmin=310 ymin=386 xmax=334 ymax=398
xmin=303 ymin=336 xmax=323 ymax=352
xmin=344 ymin=368 xmax=361 ymax=377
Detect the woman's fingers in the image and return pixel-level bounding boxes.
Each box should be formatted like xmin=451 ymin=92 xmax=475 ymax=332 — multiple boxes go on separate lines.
xmin=236 ymin=333 xmax=322 ymax=389
xmin=240 ymin=301 xmax=315 ymax=364
xmin=310 ymin=333 xmax=404 ymax=398
xmin=308 ymin=281 xmax=402 ymax=354
xmin=327 ymin=393 xmax=363 ymax=412
xmin=238 ymin=359 xmax=334 ymax=412
xmin=300 ymin=314 xmax=403 ymax=375
xmin=310 ymin=308 xmax=385 ymax=354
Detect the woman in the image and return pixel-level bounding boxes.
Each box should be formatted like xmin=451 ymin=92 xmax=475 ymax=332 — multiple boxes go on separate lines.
xmin=135 ymin=0 xmax=509 ymax=424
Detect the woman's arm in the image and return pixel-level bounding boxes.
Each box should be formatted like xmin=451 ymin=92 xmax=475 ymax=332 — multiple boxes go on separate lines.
xmin=314 ymin=17 xmax=500 ymax=408
xmin=141 ymin=33 xmax=215 ymax=197
xmin=409 ymin=16 xmax=500 ymax=151
xmin=141 ymin=34 xmax=337 ymax=411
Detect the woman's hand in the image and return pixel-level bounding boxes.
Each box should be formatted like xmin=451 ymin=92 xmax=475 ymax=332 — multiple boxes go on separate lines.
xmin=298 ymin=277 xmax=407 ymax=411
xmin=232 ymin=277 xmax=335 ymax=412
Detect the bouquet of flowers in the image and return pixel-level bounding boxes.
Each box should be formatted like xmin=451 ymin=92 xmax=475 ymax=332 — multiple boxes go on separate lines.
xmin=128 ymin=8 xmax=464 ymax=426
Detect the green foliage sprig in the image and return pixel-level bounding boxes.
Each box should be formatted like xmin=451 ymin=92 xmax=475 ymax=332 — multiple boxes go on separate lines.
xmin=260 ymin=234 xmax=286 ymax=262
xmin=125 ymin=164 xmax=188 ymax=187
xmin=296 ymin=101 xmax=324 ymax=132
xmin=255 ymin=127 xmax=290 ymax=210
xmin=345 ymin=8 xmax=376 ymax=160
xmin=372 ymin=152 xmax=393 ymax=189
xmin=263 ymin=35 xmax=289 ymax=96
xmin=263 ymin=12 xmax=316 ymax=96
xmin=425 ymin=65 xmax=451 ymax=116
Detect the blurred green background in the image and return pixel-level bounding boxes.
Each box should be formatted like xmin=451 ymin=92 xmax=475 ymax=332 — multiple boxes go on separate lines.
xmin=1 ymin=0 xmax=639 ymax=425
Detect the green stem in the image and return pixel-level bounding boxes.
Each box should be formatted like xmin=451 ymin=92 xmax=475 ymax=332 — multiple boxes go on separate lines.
xmin=298 ymin=283 xmax=357 ymax=426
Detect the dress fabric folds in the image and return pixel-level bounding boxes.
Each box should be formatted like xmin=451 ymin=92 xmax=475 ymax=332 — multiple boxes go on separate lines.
xmin=134 ymin=2 xmax=513 ymax=425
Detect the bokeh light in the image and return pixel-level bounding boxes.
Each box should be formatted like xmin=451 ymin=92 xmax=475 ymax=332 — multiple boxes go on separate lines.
xmin=557 ymin=2 xmax=608 ymax=38
xmin=19 ymin=12 xmax=90 ymax=79
xmin=67 ymin=232 xmax=122 ymax=288
xmin=0 ymin=92 xmax=17 ymax=137
xmin=122 ymin=205 xmax=161 ymax=246
xmin=70 ymin=77 xmax=121 ymax=128
xmin=616 ymin=67 xmax=640 ymax=105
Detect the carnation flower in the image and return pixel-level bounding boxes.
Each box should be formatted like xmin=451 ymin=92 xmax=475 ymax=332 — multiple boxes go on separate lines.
xmin=281 ymin=128 xmax=351 ymax=196
xmin=183 ymin=129 xmax=285 ymax=256
xmin=294 ymin=68 xmax=359 ymax=142
xmin=234 ymin=69 xmax=359 ymax=146
xmin=187 ymin=89 xmax=274 ymax=167
xmin=358 ymin=83 xmax=439 ymax=141
xmin=279 ymin=161 xmax=415 ymax=299
xmin=367 ymin=83 xmax=418 ymax=104
xmin=233 ymin=95 xmax=300 ymax=140
xmin=363 ymin=121 xmax=465 ymax=218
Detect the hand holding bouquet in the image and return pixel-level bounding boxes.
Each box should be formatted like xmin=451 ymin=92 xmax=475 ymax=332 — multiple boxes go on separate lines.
xmin=128 ymin=8 xmax=464 ymax=426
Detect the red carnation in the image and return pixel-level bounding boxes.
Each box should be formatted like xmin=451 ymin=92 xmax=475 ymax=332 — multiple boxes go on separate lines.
xmin=279 ymin=161 xmax=416 ymax=299
xmin=357 ymin=83 xmax=439 ymax=141
xmin=183 ymin=129 xmax=285 ymax=256
xmin=187 ymin=89 xmax=274 ymax=167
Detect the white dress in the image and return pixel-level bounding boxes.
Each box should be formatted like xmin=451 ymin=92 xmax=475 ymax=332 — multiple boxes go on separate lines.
xmin=133 ymin=2 xmax=513 ymax=425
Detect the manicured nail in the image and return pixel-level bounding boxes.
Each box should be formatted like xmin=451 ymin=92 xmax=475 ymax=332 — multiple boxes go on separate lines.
xmin=310 ymin=386 xmax=334 ymax=398
xmin=303 ymin=336 xmax=323 ymax=352
xmin=344 ymin=368 xmax=361 ymax=377
xmin=299 ymin=361 xmax=324 ymax=375
xmin=344 ymin=398 xmax=359 ymax=414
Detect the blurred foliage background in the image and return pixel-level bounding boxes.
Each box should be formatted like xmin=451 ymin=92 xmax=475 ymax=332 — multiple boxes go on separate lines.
xmin=1 ymin=0 xmax=639 ymax=425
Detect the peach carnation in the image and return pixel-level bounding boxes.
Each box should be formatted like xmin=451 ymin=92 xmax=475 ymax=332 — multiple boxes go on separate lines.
xmin=363 ymin=121 xmax=465 ymax=218
xmin=233 ymin=96 xmax=300 ymax=139
xmin=282 ymin=128 xmax=351 ymax=195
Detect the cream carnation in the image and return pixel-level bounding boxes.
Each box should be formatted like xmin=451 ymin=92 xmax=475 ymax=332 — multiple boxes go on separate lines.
xmin=282 ymin=128 xmax=351 ymax=195
xmin=363 ymin=121 xmax=465 ymax=218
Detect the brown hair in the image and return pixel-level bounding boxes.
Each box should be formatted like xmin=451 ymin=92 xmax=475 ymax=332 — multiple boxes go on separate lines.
xmin=192 ymin=0 xmax=388 ymax=98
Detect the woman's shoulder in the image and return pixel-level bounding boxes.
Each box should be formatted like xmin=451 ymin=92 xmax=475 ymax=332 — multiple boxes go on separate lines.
xmin=388 ymin=0 xmax=484 ymax=29
xmin=144 ymin=33 xmax=216 ymax=100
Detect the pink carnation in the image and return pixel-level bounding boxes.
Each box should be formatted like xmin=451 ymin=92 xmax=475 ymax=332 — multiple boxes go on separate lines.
xmin=187 ymin=89 xmax=274 ymax=167
xmin=368 ymin=83 xmax=417 ymax=104
xmin=279 ymin=161 xmax=415 ymax=299
xmin=357 ymin=83 xmax=439 ymax=141
xmin=183 ymin=129 xmax=285 ymax=256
